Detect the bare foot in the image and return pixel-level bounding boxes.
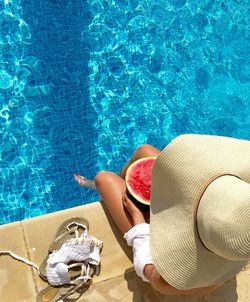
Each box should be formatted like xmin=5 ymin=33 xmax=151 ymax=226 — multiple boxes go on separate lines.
xmin=74 ymin=174 xmax=96 ymax=191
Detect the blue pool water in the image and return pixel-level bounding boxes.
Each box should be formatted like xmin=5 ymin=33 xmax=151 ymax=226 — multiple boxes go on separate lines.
xmin=0 ymin=0 xmax=249 ymax=224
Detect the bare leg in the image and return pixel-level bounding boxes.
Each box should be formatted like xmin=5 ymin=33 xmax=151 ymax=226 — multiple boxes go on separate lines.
xmin=95 ymin=171 xmax=133 ymax=234
xmin=74 ymin=144 xmax=160 ymax=234
xmin=120 ymin=144 xmax=161 ymax=179
xmin=74 ymin=171 xmax=133 ymax=233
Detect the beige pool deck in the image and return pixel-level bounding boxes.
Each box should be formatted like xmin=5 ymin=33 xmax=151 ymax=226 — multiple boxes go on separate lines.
xmin=0 ymin=201 xmax=249 ymax=302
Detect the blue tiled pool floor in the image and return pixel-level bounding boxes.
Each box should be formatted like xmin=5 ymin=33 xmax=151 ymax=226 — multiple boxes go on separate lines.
xmin=0 ymin=0 xmax=249 ymax=224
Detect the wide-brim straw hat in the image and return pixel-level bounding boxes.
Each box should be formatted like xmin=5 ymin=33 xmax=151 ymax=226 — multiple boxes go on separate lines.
xmin=150 ymin=134 xmax=250 ymax=290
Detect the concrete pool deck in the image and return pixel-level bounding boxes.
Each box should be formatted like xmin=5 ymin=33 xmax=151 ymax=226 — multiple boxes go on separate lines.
xmin=0 ymin=201 xmax=249 ymax=302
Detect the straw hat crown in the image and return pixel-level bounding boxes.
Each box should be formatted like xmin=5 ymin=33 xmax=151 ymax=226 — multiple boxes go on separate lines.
xmin=150 ymin=134 xmax=250 ymax=290
xmin=197 ymin=175 xmax=250 ymax=261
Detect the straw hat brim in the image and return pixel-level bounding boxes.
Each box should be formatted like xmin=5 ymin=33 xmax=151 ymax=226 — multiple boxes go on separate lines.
xmin=150 ymin=134 xmax=250 ymax=290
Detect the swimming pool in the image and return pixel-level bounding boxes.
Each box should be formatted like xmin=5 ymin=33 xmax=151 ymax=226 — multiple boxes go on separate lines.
xmin=0 ymin=0 xmax=249 ymax=224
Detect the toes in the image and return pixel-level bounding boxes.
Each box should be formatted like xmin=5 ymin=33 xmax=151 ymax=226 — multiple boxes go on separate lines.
xmin=74 ymin=173 xmax=80 ymax=180
xmin=74 ymin=174 xmax=86 ymax=183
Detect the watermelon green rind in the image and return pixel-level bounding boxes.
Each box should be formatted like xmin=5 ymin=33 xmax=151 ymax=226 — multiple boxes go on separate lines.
xmin=125 ymin=156 xmax=156 ymax=205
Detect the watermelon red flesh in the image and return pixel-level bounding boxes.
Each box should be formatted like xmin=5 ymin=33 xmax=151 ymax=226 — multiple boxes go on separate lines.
xmin=126 ymin=157 xmax=156 ymax=203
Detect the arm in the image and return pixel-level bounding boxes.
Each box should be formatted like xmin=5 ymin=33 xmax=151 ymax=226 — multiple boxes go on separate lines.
xmin=144 ymin=264 xmax=222 ymax=296
xmin=123 ymin=192 xmax=222 ymax=296
xmin=122 ymin=190 xmax=146 ymax=225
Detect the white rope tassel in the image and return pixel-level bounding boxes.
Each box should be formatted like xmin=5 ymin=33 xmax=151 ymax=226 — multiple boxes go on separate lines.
xmin=0 ymin=251 xmax=39 ymax=271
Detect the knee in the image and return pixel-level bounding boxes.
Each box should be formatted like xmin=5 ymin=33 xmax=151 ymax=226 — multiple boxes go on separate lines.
xmin=95 ymin=171 xmax=113 ymax=188
xmin=137 ymin=144 xmax=154 ymax=154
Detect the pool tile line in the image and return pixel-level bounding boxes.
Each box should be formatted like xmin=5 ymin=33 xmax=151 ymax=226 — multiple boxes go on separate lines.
xmin=20 ymin=220 xmax=40 ymax=295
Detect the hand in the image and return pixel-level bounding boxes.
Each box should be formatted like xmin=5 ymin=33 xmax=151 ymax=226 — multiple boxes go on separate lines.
xmin=122 ymin=189 xmax=145 ymax=225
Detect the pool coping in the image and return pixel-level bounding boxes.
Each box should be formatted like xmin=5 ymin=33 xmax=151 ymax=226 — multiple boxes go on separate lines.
xmin=0 ymin=201 xmax=249 ymax=302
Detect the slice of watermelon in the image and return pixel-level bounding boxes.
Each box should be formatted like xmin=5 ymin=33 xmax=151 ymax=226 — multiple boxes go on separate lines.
xmin=125 ymin=156 xmax=157 ymax=205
